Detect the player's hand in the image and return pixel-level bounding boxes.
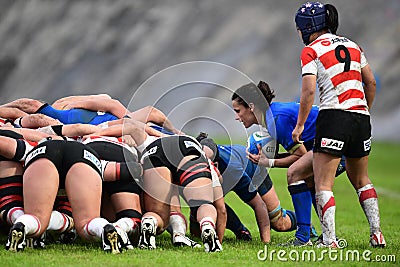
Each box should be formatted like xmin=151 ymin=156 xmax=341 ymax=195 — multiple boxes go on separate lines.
xmin=247 ymin=144 xmax=270 ymax=167
xmin=292 ymin=124 xmax=304 ymax=144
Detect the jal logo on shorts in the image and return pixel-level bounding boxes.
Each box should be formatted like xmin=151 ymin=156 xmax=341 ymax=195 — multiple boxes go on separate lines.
xmin=364 ymin=138 xmax=371 ymax=152
xmin=321 ymin=138 xmax=344 ymax=151
xmin=25 ymin=146 xmax=46 ymax=165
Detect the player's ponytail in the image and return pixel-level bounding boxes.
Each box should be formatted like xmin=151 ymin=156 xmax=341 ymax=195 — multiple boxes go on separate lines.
xmin=257 ymin=80 xmax=275 ymax=105
xmin=232 ymin=81 xmax=275 ymax=113
xmin=325 ymin=4 xmax=339 ymax=34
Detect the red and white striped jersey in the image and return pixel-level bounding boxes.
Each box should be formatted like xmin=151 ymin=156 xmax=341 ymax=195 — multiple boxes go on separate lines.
xmin=300 ymin=33 xmax=369 ymax=115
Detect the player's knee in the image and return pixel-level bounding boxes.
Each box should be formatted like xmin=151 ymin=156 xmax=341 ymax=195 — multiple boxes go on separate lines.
xmin=269 ymin=206 xmax=296 ymax=232
xmin=287 ymin=167 xmax=299 ymax=185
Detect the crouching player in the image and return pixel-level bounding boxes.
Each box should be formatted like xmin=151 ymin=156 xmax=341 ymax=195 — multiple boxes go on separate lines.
xmin=123 ymin=120 xmax=222 ymax=252
xmin=5 ymin=139 xmax=132 ymax=254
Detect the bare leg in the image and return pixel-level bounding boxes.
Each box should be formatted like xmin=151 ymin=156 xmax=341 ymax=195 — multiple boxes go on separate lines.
xmin=313 ymin=152 xmax=341 ymax=245
xmin=261 ymin=187 xmax=294 ymax=231
xmin=22 ymin=159 xmax=59 ymax=236
xmin=65 ymin=163 xmax=102 ymax=238
xmin=142 ymin=167 xmax=173 ymax=233
xmin=346 ymin=156 xmax=385 ymax=246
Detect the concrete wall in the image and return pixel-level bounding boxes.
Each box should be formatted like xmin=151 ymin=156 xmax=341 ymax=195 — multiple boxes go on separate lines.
xmin=0 ymin=0 xmax=399 ymax=140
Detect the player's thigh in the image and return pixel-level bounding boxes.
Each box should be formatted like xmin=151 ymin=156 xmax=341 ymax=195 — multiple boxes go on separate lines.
xmin=110 ymin=192 xmax=141 ymax=213
xmin=23 ymin=158 xmax=59 ymax=227
xmin=182 ymin=178 xmax=213 ymax=205
xmin=260 ymin=186 xmax=281 ymax=212
xmin=65 ymin=162 xmax=102 ymax=230
xmin=142 ymin=167 xmax=172 ymax=221
xmin=287 ymin=150 xmax=314 ymax=184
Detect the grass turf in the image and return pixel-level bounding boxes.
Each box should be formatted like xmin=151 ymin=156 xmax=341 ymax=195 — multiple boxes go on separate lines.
xmin=0 ymin=142 xmax=399 ymax=266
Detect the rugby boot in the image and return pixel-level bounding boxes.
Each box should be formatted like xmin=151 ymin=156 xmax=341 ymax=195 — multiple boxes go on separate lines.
xmin=138 ymin=217 xmax=156 ymax=249
xmin=201 ymin=222 xmax=222 ymax=252
xmin=5 ymin=222 xmax=26 ymax=252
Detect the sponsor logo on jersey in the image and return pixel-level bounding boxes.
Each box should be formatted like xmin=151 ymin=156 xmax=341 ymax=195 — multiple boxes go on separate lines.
xmin=321 ymin=138 xmax=344 ymax=151
xmin=83 ymin=150 xmax=102 ymax=172
xmin=331 ymin=37 xmax=349 ymax=44
xmin=363 ymin=138 xmax=371 ymax=152
xmin=25 ymin=146 xmax=46 ymax=165
xmin=141 ymin=146 xmax=158 ymax=160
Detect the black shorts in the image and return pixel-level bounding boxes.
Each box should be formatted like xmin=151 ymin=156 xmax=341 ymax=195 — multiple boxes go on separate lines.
xmin=103 ymin=180 xmax=142 ymax=195
xmin=84 ymin=137 xmax=138 ymax=162
xmin=84 ymin=137 xmax=141 ymax=196
xmin=24 ymin=140 xmax=102 ymax=188
xmin=141 ymin=135 xmax=212 ymax=186
xmin=314 ymin=110 xmax=371 ymax=158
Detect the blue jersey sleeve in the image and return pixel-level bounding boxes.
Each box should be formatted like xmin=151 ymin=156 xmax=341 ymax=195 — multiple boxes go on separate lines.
xmin=275 ymin=114 xmax=297 ymax=151
xmin=38 ymin=104 xmax=98 ymax=124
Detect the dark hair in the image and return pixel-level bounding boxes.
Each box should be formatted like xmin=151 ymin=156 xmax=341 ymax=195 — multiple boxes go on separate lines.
xmin=325 ymin=4 xmax=338 ymax=34
xmin=196 ymin=132 xmax=219 ymax=162
xmin=231 ymin=80 xmax=275 ymax=111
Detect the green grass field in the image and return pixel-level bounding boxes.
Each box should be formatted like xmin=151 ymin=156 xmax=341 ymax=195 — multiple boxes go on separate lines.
xmin=1 ymin=142 xmax=399 ymax=266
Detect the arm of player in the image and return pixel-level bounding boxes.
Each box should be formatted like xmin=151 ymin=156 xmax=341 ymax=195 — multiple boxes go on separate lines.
xmin=293 ymin=74 xmax=316 ymax=143
xmin=64 ymin=99 xmax=129 ymax=118
xmin=213 ymin=190 xmax=226 ymax=244
xmin=127 ymin=106 xmax=184 ymax=135
xmin=247 ymin=144 xmax=307 ymax=168
xmin=361 ymin=64 xmax=376 ymax=110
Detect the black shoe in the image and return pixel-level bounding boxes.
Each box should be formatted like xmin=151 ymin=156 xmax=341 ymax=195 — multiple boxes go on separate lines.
xmin=58 ymin=228 xmax=77 ymax=244
xmin=102 ymin=224 xmax=133 ymax=254
xmin=201 ymin=223 xmax=222 ymax=252
xmin=235 ymin=228 xmax=252 ymax=241
xmin=25 ymin=232 xmax=46 ymax=249
xmin=138 ymin=218 xmax=156 ymax=249
xmin=5 ymin=222 xmax=26 ymax=252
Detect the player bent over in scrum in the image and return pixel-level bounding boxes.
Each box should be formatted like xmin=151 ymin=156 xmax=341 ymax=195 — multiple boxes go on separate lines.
xmin=5 ymin=139 xmax=132 ymax=254
xmin=136 ymin=132 xmax=222 ymax=252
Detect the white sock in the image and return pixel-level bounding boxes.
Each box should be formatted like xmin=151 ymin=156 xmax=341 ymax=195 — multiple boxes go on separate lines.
xmin=15 ymin=214 xmax=41 ymax=236
xmin=200 ymin=217 xmax=215 ymax=231
xmin=47 ymin=211 xmax=71 ymax=232
xmin=82 ymin=217 xmax=109 ymax=241
xmin=7 ymin=207 xmax=24 ymax=225
xmin=114 ymin=217 xmax=139 ymax=235
xmin=316 ymin=191 xmax=336 ymax=245
xmin=169 ymin=212 xmax=187 ymax=235
xmin=357 ymin=184 xmax=381 ymax=234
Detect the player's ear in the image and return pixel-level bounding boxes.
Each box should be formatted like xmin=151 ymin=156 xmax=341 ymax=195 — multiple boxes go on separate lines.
xmin=249 ymin=103 xmax=255 ymax=112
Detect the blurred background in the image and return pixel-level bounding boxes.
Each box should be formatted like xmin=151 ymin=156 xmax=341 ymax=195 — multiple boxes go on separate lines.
xmin=0 ymin=0 xmax=399 ymax=141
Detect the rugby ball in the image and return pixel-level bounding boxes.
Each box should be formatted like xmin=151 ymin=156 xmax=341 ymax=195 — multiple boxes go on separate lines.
xmin=247 ymin=131 xmax=277 ymax=159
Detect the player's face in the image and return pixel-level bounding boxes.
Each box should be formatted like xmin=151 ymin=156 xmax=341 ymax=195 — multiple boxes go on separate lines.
xmin=232 ymin=100 xmax=256 ymax=128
